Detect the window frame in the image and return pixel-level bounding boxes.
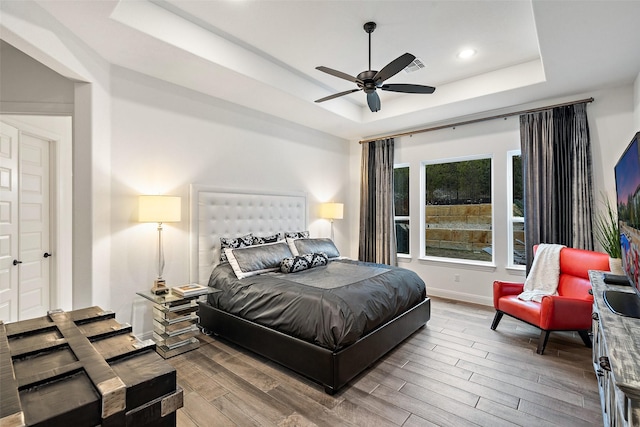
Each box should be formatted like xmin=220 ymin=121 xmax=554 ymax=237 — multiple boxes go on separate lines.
xmin=507 ymin=149 xmax=525 ymax=269
xmin=394 ymin=163 xmax=411 ymax=258
xmin=420 ymin=154 xmax=495 ymax=267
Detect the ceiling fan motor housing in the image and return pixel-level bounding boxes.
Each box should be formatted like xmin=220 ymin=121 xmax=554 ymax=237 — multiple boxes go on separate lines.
xmin=363 ymin=22 xmax=377 ymax=33
xmin=357 ymin=70 xmax=379 ymax=93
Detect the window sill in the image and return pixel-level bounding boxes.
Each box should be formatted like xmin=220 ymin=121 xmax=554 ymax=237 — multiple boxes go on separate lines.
xmin=419 ymin=256 xmax=496 ymax=272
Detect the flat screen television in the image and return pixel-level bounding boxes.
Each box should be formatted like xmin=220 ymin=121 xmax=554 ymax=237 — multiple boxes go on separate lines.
xmin=604 ymin=131 xmax=640 ymax=318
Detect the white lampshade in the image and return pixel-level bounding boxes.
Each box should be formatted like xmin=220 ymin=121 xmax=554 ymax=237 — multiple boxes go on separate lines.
xmin=320 ymin=202 xmax=344 ymax=220
xmin=139 ymin=195 xmax=181 ymax=223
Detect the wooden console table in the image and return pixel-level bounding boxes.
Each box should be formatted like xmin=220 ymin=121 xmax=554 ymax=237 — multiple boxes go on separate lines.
xmin=0 ymin=306 xmax=182 ymax=426
xmin=590 ymin=270 xmax=640 ymax=426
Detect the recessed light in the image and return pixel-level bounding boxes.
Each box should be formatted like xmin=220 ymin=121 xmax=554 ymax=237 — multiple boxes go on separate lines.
xmin=457 ymin=49 xmax=476 ymax=59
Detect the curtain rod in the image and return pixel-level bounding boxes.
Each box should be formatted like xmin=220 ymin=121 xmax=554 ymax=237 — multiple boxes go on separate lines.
xmin=359 ymin=97 xmax=595 ymax=144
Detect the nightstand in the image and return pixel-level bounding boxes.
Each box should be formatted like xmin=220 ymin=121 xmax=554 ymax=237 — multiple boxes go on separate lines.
xmin=136 ymin=287 xmax=219 ymax=358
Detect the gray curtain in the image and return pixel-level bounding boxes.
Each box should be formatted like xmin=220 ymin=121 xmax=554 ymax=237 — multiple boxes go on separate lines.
xmin=520 ymin=102 xmax=594 ymax=271
xmin=359 ymin=138 xmax=397 ymax=265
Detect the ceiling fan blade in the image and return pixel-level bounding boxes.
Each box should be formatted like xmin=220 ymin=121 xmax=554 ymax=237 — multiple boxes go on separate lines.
xmin=367 ymin=91 xmax=381 ymax=112
xmin=373 ymin=53 xmax=416 ymax=84
xmin=316 ymin=66 xmax=362 ymax=84
xmin=380 ymin=84 xmax=436 ymax=94
xmin=315 ymin=88 xmax=361 ymax=103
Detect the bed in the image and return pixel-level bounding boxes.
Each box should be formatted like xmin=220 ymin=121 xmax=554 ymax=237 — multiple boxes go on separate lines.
xmin=191 ymin=186 xmax=430 ymax=394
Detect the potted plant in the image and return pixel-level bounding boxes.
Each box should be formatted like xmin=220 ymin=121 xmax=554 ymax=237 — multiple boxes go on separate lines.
xmin=594 ymin=194 xmax=623 ymax=274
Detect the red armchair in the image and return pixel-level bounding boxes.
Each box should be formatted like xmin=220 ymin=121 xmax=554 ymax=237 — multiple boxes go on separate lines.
xmin=491 ymin=246 xmax=610 ymax=354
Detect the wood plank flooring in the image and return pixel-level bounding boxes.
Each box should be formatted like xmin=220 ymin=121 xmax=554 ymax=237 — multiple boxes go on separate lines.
xmin=167 ymin=297 xmax=602 ymax=426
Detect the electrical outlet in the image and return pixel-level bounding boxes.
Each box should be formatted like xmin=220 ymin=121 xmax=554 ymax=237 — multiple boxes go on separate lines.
xmin=454 ymin=274 xmax=460 ymax=282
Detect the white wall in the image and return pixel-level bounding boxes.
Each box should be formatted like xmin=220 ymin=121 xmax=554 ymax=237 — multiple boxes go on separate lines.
xmin=349 ymin=86 xmax=636 ymax=306
xmin=1 ymin=0 xmax=112 ymax=310
xmin=589 ymin=86 xmax=636 ymax=199
xmin=108 ymin=67 xmax=349 ymax=335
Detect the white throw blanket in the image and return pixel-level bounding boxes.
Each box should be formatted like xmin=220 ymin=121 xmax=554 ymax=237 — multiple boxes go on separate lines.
xmin=518 ymin=243 xmax=565 ymax=303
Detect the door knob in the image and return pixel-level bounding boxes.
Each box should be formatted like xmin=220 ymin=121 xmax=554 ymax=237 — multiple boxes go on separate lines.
xmin=13 ymin=259 xmax=22 ymax=266
xmin=44 ymin=252 xmax=52 ymax=258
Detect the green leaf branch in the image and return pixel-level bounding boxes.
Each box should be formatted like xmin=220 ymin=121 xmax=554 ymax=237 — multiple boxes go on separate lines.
xmin=595 ymin=193 xmax=621 ymax=259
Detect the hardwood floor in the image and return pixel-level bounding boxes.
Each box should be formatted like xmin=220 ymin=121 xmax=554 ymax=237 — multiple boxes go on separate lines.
xmin=167 ymin=297 xmax=602 ymax=426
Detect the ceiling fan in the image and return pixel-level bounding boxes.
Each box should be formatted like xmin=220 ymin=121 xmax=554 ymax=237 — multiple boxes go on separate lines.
xmin=315 ymin=21 xmax=436 ymax=112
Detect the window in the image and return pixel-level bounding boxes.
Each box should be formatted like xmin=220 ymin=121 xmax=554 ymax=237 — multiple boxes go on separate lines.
xmin=394 ymin=165 xmax=410 ymax=255
xmin=422 ymin=155 xmax=493 ymax=264
xmin=508 ymin=150 xmax=525 ymax=267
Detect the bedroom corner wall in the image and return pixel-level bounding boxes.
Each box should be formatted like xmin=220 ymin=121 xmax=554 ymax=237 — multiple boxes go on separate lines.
xmin=109 ymin=66 xmax=350 ymax=337
xmin=589 ymin=86 xmax=635 ymax=203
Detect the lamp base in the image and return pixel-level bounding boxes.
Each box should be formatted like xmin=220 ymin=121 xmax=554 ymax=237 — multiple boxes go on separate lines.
xmin=151 ymin=279 xmax=169 ymax=295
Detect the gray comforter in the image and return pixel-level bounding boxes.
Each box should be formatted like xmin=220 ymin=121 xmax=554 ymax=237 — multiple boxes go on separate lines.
xmin=207 ymin=259 xmax=426 ymax=350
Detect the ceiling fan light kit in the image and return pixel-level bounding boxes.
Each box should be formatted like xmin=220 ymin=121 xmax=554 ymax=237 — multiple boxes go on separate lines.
xmin=315 ymin=21 xmax=436 ymax=112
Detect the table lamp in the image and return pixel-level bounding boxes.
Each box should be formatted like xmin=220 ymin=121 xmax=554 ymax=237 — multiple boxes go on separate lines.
xmin=320 ymin=202 xmax=344 ymax=241
xmin=139 ymin=195 xmax=181 ymax=294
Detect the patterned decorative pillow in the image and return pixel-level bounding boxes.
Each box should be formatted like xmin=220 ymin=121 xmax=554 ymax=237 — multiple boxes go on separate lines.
xmin=220 ymin=233 xmax=254 ymax=263
xmin=286 ymin=237 xmax=340 ymax=259
xmin=284 ymin=230 xmax=310 ymax=239
xmin=280 ymin=252 xmax=328 ymax=274
xmin=252 ymin=233 xmax=281 ymax=245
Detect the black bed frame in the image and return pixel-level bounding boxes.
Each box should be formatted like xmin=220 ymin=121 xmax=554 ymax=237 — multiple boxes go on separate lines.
xmin=197 ymin=297 xmax=431 ymax=394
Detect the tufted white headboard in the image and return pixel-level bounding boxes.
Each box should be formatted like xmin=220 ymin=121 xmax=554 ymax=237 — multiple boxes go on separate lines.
xmin=190 ymin=185 xmax=307 ymax=284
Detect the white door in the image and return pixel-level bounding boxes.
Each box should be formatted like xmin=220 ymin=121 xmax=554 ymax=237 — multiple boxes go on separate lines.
xmin=0 ymin=122 xmax=19 ymax=321
xmin=0 ymin=121 xmax=52 ymax=322
xmin=18 ymin=132 xmax=51 ymax=320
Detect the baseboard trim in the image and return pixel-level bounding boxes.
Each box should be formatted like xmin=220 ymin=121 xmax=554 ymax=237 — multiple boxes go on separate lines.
xmin=427 ymin=288 xmax=493 ymax=307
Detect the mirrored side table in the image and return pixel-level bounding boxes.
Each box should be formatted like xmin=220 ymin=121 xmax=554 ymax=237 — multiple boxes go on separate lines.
xmin=136 ymin=287 xmax=219 ymax=358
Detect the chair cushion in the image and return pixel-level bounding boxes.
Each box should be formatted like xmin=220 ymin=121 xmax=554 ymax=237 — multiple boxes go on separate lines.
xmin=497 ymin=295 xmax=541 ymax=326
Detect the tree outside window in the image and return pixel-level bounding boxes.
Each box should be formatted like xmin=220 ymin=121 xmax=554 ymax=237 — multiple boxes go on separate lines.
xmin=394 ymin=165 xmax=410 ymax=255
xmin=509 ymin=151 xmax=525 ymax=266
xmin=423 ymin=156 xmax=493 ymax=263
